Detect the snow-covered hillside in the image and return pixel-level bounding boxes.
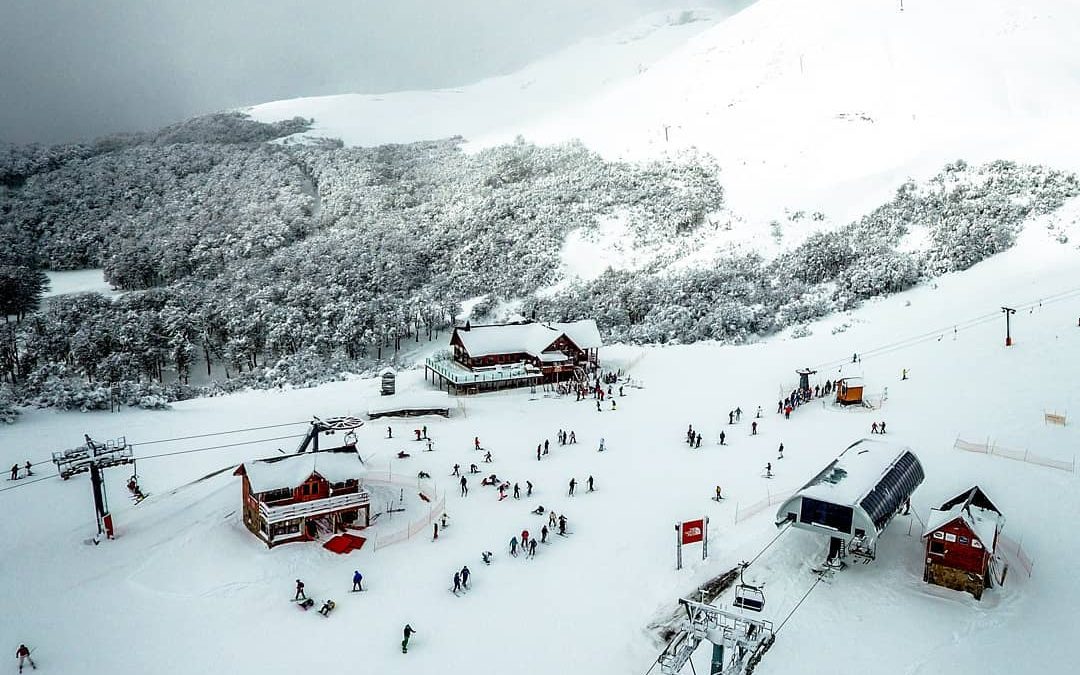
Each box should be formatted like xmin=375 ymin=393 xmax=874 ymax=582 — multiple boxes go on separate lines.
xmin=251 ymin=0 xmax=1080 ymax=225
xmin=3 ymin=225 xmax=1079 ymax=675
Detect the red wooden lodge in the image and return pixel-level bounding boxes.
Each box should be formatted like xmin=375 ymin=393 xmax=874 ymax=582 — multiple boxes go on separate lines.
xmin=922 ymin=486 xmax=1006 ymax=599
xmin=426 ymin=319 xmax=601 ymax=394
xmin=234 ymin=452 xmax=370 ymax=548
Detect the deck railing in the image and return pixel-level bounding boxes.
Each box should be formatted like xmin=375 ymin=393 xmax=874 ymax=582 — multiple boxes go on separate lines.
xmin=259 ymin=491 xmax=370 ymax=524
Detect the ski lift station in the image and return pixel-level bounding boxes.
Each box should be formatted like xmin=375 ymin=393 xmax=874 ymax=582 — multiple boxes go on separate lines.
xmin=775 ymin=438 xmax=925 ymax=562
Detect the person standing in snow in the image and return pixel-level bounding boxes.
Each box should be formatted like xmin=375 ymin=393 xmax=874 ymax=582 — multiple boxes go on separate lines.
xmin=569 ymin=431 xmax=577 ymax=444
xmin=510 ymin=536 xmax=519 ymax=556
xmin=729 ymin=411 xmax=735 ymax=425
xmin=475 ymin=436 xmax=481 ymax=451
xmin=695 ymin=433 xmax=702 ymax=448
xmin=295 ymin=579 xmax=306 ymax=600
xmin=513 ymin=483 xmax=521 ymax=499
xmin=880 ymin=421 xmax=887 ymax=433
xmin=461 ymin=565 xmax=470 ymax=589
xmin=596 ymin=400 xmax=602 ymax=412
xmin=484 ymin=451 xmax=493 ymax=463
xmin=777 ymin=442 xmax=784 ymax=459
xmin=587 ymin=475 xmax=594 ymax=492
xmin=453 ymin=571 xmax=462 ymax=593
xmin=521 ymin=529 xmax=530 ymax=549
xmin=10 ymin=464 xmax=18 ymax=480
xmin=735 ymin=407 xmax=742 ymax=421
xmin=611 ymin=399 xmax=617 ymax=410
xmin=558 ymin=515 xmax=568 ymax=536
xmin=756 ymin=406 xmax=763 ymax=418
xmin=541 ymin=525 xmax=549 ymax=543
xmin=452 ymin=463 xmax=460 ymax=476
xmin=528 ymin=538 xmax=538 ymax=558
xmin=751 ymin=421 xmax=758 ymax=435
xmin=544 ymin=439 xmax=550 ymax=453
xmin=871 ymin=422 xmax=879 ymax=434
xmin=619 ymin=385 xmax=624 ymax=396
xmin=433 ymin=522 xmax=439 ymax=540
xmin=353 ymin=570 xmax=364 ymax=591
xmin=549 ymin=511 xmax=558 ymax=529
xmin=598 ymin=438 xmax=605 ymax=452
xmin=526 ymin=480 xmax=533 ymax=497
xmin=402 ymin=624 xmax=416 ymax=653
xmin=765 ymin=463 xmax=773 ymax=478
xmin=568 ymin=478 xmax=577 ymax=496
xmin=537 ymin=445 xmax=542 ymax=461
xmin=719 ymin=430 xmax=726 ymax=445
xmin=387 ymin=426 xmax=393 ymax=439
xmin=715 ymin=485 xmax=723 ymax=501
xmin=15 ymin=645 xmax=34 ymax=673
xmin=460 ymin=475 xmax=468 ymax=497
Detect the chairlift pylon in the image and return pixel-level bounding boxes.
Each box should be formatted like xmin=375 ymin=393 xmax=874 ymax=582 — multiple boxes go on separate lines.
xmin=733 ymin=561 xmax=765 ymax=613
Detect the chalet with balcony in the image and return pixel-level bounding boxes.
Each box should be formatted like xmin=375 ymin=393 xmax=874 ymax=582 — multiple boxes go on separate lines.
xmin=426 ymin=320 xmax=601 ymax=393
xmin=233 ymin=452 xmax=370 ymax=548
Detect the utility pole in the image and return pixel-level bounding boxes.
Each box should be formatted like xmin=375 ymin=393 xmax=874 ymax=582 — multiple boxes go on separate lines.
xmin=1001 ymin=306 xmax=1016 ymax=346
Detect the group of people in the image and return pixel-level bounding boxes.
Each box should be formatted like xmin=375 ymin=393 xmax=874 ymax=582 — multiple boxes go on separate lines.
xmin=8 ymin=461 xmax=32 ymax=481
xmin=567 ymin=475 xmax=595 ymax=496
xmin=686 ymin=425 xmax=702 ymax=448
xmin=870 ymin=421 xmax=888 ymax=434
xmin=451 ymin=564 xmax=471 ymax=593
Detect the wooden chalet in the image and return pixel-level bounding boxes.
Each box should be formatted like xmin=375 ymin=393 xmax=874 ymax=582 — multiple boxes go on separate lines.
xmin=426 ymin=320 xmax=601 ymax=394
xmin=922 ymin=486 xmax=1005 ymax=599
xmin=234 ymin=452 xmax=370 ymax=548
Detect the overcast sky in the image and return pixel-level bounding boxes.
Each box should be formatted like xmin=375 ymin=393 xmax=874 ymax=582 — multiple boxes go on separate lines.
xmin=0 ymin=0 xmax=737 ymax=145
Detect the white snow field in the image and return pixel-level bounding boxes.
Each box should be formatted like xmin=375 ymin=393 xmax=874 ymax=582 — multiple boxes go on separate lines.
xmin=250 ymin=0 xmax=1080 ymax=226
xmin=3 ymin=225 xmax=1079 ymax=675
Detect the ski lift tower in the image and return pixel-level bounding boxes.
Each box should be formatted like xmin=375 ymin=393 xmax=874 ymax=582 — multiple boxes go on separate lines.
xmin=294 ymin=416 xmax=366 ymax=455
xmin=52 ymin=435 xmax=134 ymax=540
xmin=657 ymin=597 xmax=774 ymax=675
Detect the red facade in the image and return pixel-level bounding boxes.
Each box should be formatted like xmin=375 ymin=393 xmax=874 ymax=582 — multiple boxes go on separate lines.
xmin=925 ymin=517 xmax=992 ymax=577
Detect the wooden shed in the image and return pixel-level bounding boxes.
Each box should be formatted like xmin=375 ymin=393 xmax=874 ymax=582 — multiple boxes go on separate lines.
xmin=835 ymin=377 xmax=864 ymax=406
xmin=922 ymin=486 xmax=1005 ymax=600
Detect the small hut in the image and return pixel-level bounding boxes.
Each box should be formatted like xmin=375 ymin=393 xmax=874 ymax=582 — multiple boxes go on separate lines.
xmin=835 ymin=377 xmax=864 ymax=406
xmin=380 ymin=368 xmax=396 ymax=396
xmin=923 ymin=486 xmax=1005 ymax=599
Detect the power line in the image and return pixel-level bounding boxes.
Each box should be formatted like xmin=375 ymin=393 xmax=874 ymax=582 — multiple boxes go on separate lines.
xmin=132 ymin=420 xmax=311 ymax=446
xmin=0 ymin=474 xmax=55 ymax=493
xmin=775 ymin=573 xmax=828 ymax=633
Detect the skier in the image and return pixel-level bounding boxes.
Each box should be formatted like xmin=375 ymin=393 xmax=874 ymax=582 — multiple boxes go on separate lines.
xmin=598 ymin=438 xmax=605 ymax=452
xmin=541 ymin=525 xmax=549 ymax=543
xmin=482 ymin=551 xmax=493 ymax=564
xmin=587 ymin=475 xmax=594 ymax=492
xmin=510 ymin=536 xmax=519 ymax=556
xmin=426 ymin=438 xmax=434 ymax=452
xmin=513 ymin=483 xmax=521 ymax=499
xmin=569 ymin=431 xmax=577 ymax=444
xmin=751 ymin=421 xmax=758 ymax=435
xmin=15 ymin=645 xmax=34 ymax=673
xmin=295 ymin=579 xmax=306 ymax=600
xmin=387 ymin=426 xmax=393 ymax=439
xmin=544 ymin=439 xmax=550 ymax=453
xmin=619 ymin=385 xmax=624 ymax=396
xmin=528 ymin=538 xmax=538 ymax=558
xmin=460 ymin=475 xmax=468 ymax=497
xmin=880 ymin=421 xmax=887 ymax=433
xmin=521 ymin=529 xmax=530 ymax=548
xmin=568 ymin=478 xmax=576 ymax=496
xmin=756 ymin=406 xmax=763 ymax=418
xmin=9 ymin=464 xmax=17 ymax=480
xmin=765 ymin=463 xmax=773 ymax=478
xmin=532 ymin=505 xmax=545 ymax=515
xmin=549 ymin=511 xmax=558 ymax=529
xmin=777 ymin=400 xmax=783 ymax=414
xmin=715 ymin=485 xmax=723 ymax=501
xmin=453 ymin=463 xmax=460 ymax=476
xmin=871 ymin=422 xmax=879 ymax=434
xmin=422 ymin=425 xmax=428 ymax=439
xmin=414 ymin=429 xmax=422 ymax=441
xmin=319 ymin=599 xmax=336 ymax=616
xmin=695 ymin=433 xmax=702 ymax=448
xmin=470 ymin=463 xmax=480 ymax=474
xmin=526 ymin=480 xmax=533 ymax=497
xmin=433 ymin=522 xmax=439 ymax=540
xmin=461 ymin=565 xmax=471 ymax=589
xmin=453 ymin=571 xmax=462 ymax=593
xmin=611 ymin=399 xmax=617 ymax=410
xmin=596 ymin=400 xmax=601 ymax=412
xmin=353 ymin=570 xmax=363 ymax=591
xmin=778 ymin=443 xmax=784 ymax=459
xmin=441 ymin=512 xmax=449 ymax=529
xmin=719 ymin=430 xmax=726 ymax=446
xmin=558 ymin=515 xmax=568 ymax=536
xmin=475 ymin=436 xmax=481 ymax=451
xmin=498 ymin=483 xmax=507 ymax=501
xmin=728 ymin=411 xmax=734 ymax=425
xmin=735 ymin=407 xmax=742 ymax=421
xmin=402 ymin=624 xmax=416 ymax=653
xmin=537 ymin=445 xmax=542 ymax=461
xmin=687 ymin=424 xmax=693 ymax=442
xmin=23 ymin=461 xmax=32 ymax=477
xmin=484 ymin=451 xmax=493 ymax=463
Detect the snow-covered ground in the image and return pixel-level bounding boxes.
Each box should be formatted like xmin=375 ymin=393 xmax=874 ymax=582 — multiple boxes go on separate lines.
xmin=42 ymin=269 xmax=119 ymax=299
xmin=4 ymin=226 xmax=1079 ymax=675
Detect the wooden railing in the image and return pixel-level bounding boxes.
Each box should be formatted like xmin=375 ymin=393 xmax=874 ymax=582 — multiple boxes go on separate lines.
xmin=259 ymin=491 xmax=370 ymax=524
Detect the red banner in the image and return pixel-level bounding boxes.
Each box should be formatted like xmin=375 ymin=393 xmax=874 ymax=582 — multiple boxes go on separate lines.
xmin=681 ymin=518 xmax=705 ymax=545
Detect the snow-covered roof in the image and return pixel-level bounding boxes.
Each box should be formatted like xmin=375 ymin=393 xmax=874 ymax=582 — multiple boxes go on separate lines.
xmin=367 ymin=391 xmax=451 ymax=416
xmin=552 ymin=320 xmax=602 ymax=350
xmin=923 ymin=487 xmax=1004 ymax=548
xmin=539 ymin=352 xmax=571 ymax=363
xmin=453 ymin=320 xmax=602 ymax=358
xmin=797 ymin=438 xmax=920 ymax=509
xmin=839 ymin=377 xmax=864 ymax=386
xmin=240 ymin=452 xmax=365 ymax=494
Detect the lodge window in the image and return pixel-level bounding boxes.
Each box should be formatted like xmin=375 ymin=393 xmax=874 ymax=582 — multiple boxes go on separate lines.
xmin=973 ymin=540 xmax=983 ymax=549
xmin=264 ymin=488 xmax=291 ymax=502
xmin=929 ymin=541 xmax=945 ymax=554
xmin=270 ymin=520 xmax=301 ymax=537
xmin=958 ymin=536 xmax=969 ymax=545
xmin=945 ymin=533 xmax=957 ymax=542
xmin=302 ymin=484 xmax=310 ymax=496
xmin=933 ymin=532 xmax=944 ymax=539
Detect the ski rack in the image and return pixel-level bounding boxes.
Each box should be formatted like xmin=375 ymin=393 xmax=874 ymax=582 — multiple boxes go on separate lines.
xmin=52 ymin=436 xmax=133 ymax=480
xmin=657 ymin=598 xmax=774 ymax=675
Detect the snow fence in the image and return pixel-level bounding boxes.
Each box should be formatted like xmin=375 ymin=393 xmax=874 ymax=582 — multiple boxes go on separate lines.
xmin=364 ymin=472 xmax=446 ymax=551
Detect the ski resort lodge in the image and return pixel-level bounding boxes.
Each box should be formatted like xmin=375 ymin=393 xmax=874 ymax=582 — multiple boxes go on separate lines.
xmin=424 ymin=319 xmax=602 ymax=394
xmin=923 ymin=486 xmax=1006 ymax=599
xmin=775 ymin=438 xmax=925 ymax=563
xmin=233 ymin=452 xmax=370 ymax=548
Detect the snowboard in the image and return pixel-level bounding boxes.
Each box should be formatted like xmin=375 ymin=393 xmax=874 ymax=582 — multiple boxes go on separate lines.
xmin=292 ymin=597 xmax=315 ymax=610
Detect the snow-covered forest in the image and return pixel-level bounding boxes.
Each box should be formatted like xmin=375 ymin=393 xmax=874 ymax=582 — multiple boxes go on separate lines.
xmin=2 ymin=113 xmax=1078 ymax=413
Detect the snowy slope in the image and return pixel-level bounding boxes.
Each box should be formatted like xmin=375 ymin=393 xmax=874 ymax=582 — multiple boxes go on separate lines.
xmin=3 ymin=226 xmax=1079 ymax=675
xmin=251 ymin=0 xmax=1080 ymax=227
